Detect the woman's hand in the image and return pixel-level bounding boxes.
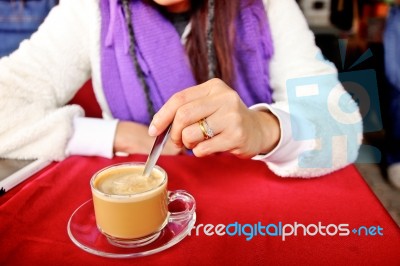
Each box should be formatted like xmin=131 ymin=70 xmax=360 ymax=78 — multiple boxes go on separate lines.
xmin=114 ymin=121 xmax=183 ymax=155
xmin=148 ymin=78 xmax=281 ymax=158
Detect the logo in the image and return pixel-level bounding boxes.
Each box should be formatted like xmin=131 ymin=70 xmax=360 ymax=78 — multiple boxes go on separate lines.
xmin=189 ymin=221 xmax=384 ymax=241
xmin=286 ymin=40 xmax=382 ymax=168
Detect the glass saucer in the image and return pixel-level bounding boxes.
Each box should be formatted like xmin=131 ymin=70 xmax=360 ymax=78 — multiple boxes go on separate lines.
xmin=67 ymin=199 xmax=196 ymax=258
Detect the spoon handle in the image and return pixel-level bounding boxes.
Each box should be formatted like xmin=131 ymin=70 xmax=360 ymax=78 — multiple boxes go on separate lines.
xmin=142 ymin=124 xmax=172 ymax=178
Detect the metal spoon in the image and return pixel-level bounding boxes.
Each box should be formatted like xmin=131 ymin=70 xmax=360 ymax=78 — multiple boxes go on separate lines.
xmin=142 ymin=124 xmax=172 ymax=178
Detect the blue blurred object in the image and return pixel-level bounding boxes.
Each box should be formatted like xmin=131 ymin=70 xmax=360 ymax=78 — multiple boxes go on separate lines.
xmin=287 ymin=69 xmax=381 ymax=168
xmin=286 ymin=40 xmax=383 ymax=168
xmin=384 ymin=4 xmax=400 ymax=165
xmin=0 ymin=0 xmax=58 ymax=57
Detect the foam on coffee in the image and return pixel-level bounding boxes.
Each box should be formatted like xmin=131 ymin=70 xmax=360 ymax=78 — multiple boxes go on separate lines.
xmin=92 ymin=165 xmax=166 ymax=201
xmin=98 ymin=171 xmax=163 ymax=195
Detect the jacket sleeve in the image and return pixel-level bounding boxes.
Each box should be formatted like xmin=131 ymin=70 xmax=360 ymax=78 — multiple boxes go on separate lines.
xmin=256 ymin=0 xmax=363 ymax=177
xmin=0 ymin=0 xmax=93 ymax=161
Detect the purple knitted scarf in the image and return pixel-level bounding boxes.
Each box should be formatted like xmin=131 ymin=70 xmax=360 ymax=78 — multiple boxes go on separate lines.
xmin=100 ymin=0 xmax=274 ymax=124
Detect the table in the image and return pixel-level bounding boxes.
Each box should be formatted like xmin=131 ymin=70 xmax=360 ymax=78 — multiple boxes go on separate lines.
xmin=1 ymin=154 xmax=399 ymax=265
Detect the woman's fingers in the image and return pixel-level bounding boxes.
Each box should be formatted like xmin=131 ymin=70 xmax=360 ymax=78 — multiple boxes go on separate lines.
xmin=148 ymin=78 xmax=281 ymax=158
xmin=169 ymin=92 xmax=233 ymax=146
xmin=190 ymin=111 xmax=250 ymax=158
xmin=149 ymin=79 xmax=218 ymax=136
xmin=181 ymin=115 xmax=220 ymax=149
xmin=189 ymin=109 xmax=280 ymax=158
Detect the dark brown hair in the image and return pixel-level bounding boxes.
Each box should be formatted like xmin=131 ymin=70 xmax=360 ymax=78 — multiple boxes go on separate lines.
xmin=121 ymin=0 xmax=242 ymax=118
xmin=187 ymin=0 xmax=240 ymax=87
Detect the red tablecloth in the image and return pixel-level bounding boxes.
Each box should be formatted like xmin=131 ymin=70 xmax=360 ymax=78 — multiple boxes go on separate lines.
xmin=1 ymin=154 xmax=399 ymax=265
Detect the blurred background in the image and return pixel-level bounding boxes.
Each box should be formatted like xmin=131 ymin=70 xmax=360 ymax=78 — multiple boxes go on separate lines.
xmin=297 ymin=0 xmax=400 ymax=225
xmin=1 ymin=0 xmax=399 ymax=224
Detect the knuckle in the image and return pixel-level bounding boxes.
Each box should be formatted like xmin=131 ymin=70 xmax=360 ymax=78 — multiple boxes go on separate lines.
xmin=174 ymin=106 xmax=192 ymax=125
xmin=207 ymin=78 xmax=227 ymax=91
xmin=182 ymin=127 xmax=197 ymax=149
xmin=172 ymin=91 xmax=187 ymax=105
xmin=184 ymin=142 xmax=195 ymax=150
xmin=170 ymin=135 xmax=180 ymax=145
xmin=181 ymin=126 xmax=196 ymax=140
xmin=210 ymin=77 xmax=223 ymax=85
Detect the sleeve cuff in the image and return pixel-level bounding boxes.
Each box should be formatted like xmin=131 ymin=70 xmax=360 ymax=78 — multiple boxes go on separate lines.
xmin=66 ymin=117 xmax=118 ymax=159
xmin=249 ymin=103 xmax=315 ymax=169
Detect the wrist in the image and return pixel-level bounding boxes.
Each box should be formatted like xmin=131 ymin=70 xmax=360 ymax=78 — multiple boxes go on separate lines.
xmin=254 ymin=110 xmax=281 ymax=154
xmin=113 ymin=121 xmax=128 ymax=153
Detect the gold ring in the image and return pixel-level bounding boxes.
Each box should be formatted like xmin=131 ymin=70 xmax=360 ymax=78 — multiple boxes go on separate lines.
xmin=198 ymin=118 xmax=214 ymax=140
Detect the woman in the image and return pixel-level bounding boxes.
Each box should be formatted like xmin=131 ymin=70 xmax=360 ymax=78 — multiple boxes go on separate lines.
xmin=0 ymin=0 xmax=362 ymax=177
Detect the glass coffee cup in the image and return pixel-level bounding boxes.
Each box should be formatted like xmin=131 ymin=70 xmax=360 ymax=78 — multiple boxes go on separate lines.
xmin=90 ymin=162 xmax=196 ymax=248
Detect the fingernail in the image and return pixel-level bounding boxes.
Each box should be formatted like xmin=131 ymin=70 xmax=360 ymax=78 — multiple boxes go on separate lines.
xmin=148 ymin=124 xmax=157 ymax=137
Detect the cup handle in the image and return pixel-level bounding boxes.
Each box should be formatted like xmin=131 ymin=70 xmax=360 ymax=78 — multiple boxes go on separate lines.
xmin=168 ymin=190 xmax=196 ymax=222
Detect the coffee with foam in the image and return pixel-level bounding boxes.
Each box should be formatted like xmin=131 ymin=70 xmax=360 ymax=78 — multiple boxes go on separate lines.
xmin=91 ymin=163 xmax=168 ymax=240
xmin=95 ymin=167 xmax=164 ymax=195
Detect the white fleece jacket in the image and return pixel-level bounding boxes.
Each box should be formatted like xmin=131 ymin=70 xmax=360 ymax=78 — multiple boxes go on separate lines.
xmin=0 ymin=0 xmax=362 ymax=177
